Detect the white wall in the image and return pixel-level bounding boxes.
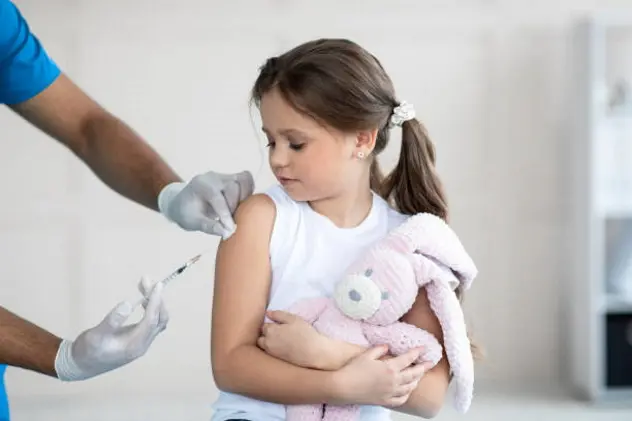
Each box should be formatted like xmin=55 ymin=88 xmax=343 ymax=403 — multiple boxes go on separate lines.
xmin=3 ymin=0 xmax=632 ymax=403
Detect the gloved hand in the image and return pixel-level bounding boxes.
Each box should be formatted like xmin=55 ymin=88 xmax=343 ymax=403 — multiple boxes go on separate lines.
xmin=54 ymin=276 xmax=169 ymax=382
xmin=158 ymin=170 xmax=255 ymax=239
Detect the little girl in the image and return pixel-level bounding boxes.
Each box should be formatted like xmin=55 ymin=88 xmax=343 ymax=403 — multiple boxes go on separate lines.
xmin=210 ymin=38 xmax=468 ymax=421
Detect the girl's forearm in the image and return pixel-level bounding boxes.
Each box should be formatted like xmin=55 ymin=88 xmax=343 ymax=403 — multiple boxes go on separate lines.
xmin=213 ymin=344 xmax=350 ymax=405
xmin=396 ymin=364 xmax=449 ymax=418
xmin=318 ymin=338 xmax=446 ymax=418
xmin=316 ymin=339 xmax=367 ymax=371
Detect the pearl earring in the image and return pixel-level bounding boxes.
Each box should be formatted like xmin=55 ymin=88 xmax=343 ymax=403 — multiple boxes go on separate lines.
xmin=356 ymin=151 xmax=365 ymax=159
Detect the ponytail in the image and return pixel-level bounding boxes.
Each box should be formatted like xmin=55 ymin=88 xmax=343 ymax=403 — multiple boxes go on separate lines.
xmin=376 ymin=118 xmax=448 ymax=221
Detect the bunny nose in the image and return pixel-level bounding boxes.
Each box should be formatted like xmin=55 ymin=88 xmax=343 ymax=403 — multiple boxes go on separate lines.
xmin=334 ymin=273 xmax=382 ymax=320
xmin=349 ymin=289 xmax=362 ymax=302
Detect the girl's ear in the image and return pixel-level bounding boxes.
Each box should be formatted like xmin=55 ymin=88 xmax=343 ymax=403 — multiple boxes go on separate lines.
xmin=354 ymin=128 xmax=377 ymax=157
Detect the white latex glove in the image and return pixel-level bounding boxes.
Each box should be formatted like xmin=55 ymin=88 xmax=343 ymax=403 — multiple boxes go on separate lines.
xmin=54 ymin=277 xmax=169 ymax=382
xmin=157 ymin=170 xmax=254 ymax=239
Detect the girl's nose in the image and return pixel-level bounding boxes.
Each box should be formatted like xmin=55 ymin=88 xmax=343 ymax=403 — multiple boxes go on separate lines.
xmin=269 ymin=144 xmax=290 ymax=169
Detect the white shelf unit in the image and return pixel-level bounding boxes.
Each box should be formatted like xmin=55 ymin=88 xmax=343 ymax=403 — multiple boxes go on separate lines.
xmin=569 ymin=14 xmax=632 ymax=403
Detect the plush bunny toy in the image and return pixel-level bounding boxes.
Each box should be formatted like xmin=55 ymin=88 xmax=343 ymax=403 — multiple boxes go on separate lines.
xmin=284 ymin=212 xmax=478 ymax=421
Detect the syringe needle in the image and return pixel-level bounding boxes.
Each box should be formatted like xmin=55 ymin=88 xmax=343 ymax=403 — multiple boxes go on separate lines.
xmin=130 ymin=252 xmax=204 ymax=308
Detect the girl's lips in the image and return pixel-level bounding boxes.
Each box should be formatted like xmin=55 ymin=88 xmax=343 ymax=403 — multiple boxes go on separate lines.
xmin=278 ymin=176 xmax=297 ymax=185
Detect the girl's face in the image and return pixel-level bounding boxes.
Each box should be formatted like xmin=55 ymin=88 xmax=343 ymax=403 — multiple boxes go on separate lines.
xmin=260 ymin=88 xmax=373 ymax=202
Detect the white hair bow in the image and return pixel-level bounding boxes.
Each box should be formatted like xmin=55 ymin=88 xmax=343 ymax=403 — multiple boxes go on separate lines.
xmin=389 ymin=101 xmax=416 ymax=128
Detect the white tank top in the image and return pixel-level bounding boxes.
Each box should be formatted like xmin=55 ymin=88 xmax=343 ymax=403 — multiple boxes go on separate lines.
xmin=211 ymin=184 xmax=408 ymax=421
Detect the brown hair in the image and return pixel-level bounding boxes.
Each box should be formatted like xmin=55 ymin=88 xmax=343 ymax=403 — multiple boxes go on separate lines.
xmin=251 ymin=38 xmax=480 ymax=358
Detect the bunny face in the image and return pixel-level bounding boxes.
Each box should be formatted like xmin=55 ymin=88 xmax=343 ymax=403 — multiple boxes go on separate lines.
xmin=333 ymin=245 xmax=419 ymax=326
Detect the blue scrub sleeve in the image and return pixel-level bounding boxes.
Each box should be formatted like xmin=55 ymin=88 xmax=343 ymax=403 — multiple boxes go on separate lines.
xmin=1 ymin=1 xmax=61 ymax=418
xmin=0 ymin=0 xmax=61 ymax=105
xmin=0 ymin=365 xmax=8 ymax=421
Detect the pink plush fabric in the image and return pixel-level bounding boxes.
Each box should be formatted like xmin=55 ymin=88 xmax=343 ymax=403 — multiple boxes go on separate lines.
xmin=284 ymin=213 xmax=478 ymax=420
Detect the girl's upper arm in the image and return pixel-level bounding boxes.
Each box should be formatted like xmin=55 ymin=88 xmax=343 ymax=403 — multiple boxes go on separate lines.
xmin=211 ymin=193 xmax=276 ymax=376
xmin=399 ymin=288 xmax=452 ymax=418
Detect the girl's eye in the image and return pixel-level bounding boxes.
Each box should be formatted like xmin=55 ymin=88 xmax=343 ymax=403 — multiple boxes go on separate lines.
xmin=290 ymin=143 xmax=305 ymax=151
xmin=266 ymin=141 xmax=275 ymax=148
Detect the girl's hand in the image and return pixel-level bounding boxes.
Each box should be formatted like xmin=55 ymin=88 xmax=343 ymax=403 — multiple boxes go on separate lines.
xmin=258 ymin=310 xmax=332 ymax=369
xmin=331 ymin=345 xmax=432 ymax=408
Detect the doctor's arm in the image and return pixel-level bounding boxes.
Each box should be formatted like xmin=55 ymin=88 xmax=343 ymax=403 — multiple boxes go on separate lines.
xmin=9 ymin=72 xmax=254 ymax=236
xmin=4 ymin=1 xmax=251 ymax=235
xmin=0 ymin=278 xmax=168 ymax=381
xmin=0 ymin=306 xmax=61 ymax=377
xmin=9 ymin=73 xmax=180 ymax=212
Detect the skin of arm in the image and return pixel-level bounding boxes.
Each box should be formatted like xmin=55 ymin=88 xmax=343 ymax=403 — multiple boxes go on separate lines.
xmin=0 ymin=306 xmax=62 ymax=377
xmin=313 ymin=290 xmax=450 ymax=418
xmin=210 ymin=193 xmax=346 ymax=405
xmin=9 ymin=73 xmax=181 ymax=211
xmin=1 ymin=75 xmax=178 ymax=377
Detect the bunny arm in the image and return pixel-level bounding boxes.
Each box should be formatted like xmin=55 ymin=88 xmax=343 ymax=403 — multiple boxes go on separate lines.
xmin=361 ymin=322 xmax=443 ymax=367
xmin=285 ymin=296 xmax=331 ymax=324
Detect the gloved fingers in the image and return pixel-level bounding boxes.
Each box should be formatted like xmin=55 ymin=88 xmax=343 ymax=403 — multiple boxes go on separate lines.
xmin=194 ymin=175 xmax=236 ymax=234
xmin=137 ymin=275 xmax=158 ymax=309
xmin=133 ymin=301 xmax=168 ymax=354
xmin=138 ymin=281 xmax=164 ymax=333
xmin=233 ymin=171 xmax=255 ymax=202
xmin=102 ymin=300 xmax=135 ymax=329
xmin=222 ymin=181 xmax=241 ymax=216
xmin=203 ymin=191 xmax=236 ymax=235
xmin=157 ymin=302 xmax=170 ymax=332
xmin=200 ymin=217 xmax=231 ymax=238
xmin=138 ymin=275 xmax=155 ymax=296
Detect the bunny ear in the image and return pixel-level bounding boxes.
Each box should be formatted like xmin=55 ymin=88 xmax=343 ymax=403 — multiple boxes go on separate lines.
xmin=390 ymin=213 xmax=478 ymax=291
xmin=380 ymin=229 xmax=416 ymax=254
xmin=411 ymin=253 xmax=461 ymax=291
xmin=425 ymin=281 xmax=474 ymax=413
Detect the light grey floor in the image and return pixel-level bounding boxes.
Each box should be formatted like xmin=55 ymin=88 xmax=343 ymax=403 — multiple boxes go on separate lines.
xmin=7 ymin=386 xmax=632 ymax=421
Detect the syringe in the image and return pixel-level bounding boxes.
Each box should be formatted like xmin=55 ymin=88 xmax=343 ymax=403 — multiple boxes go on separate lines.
xmin=132 ymin=252 xmax=204 ymax=308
